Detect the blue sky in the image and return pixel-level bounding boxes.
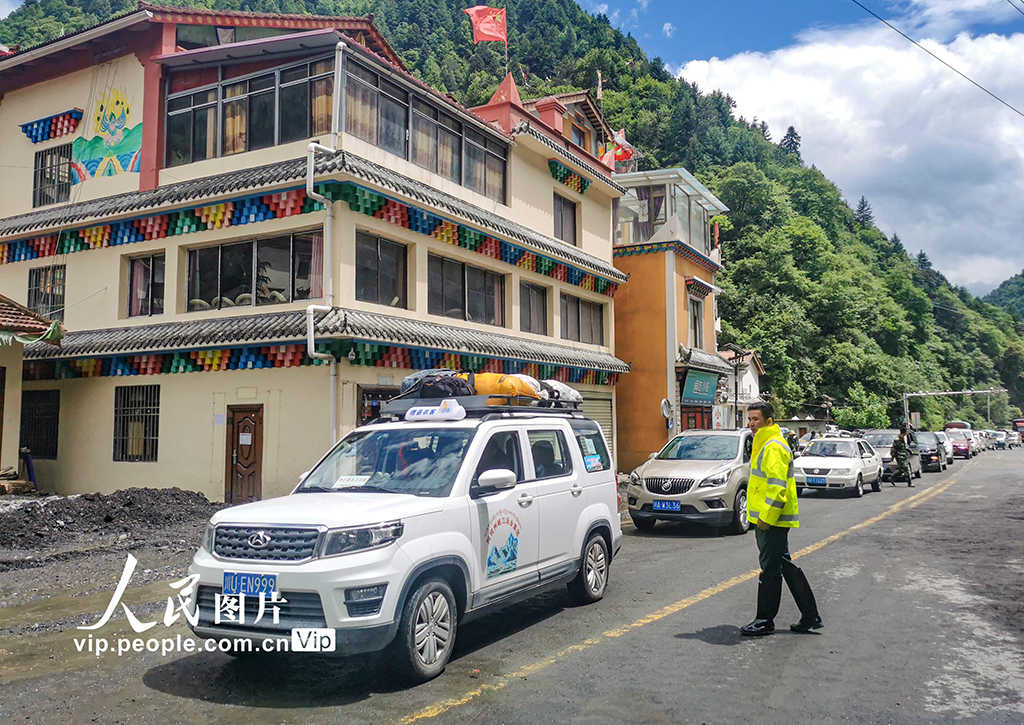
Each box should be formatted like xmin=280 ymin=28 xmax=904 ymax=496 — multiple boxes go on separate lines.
xmin=586 ymin=0 xmax=1024 ymax=294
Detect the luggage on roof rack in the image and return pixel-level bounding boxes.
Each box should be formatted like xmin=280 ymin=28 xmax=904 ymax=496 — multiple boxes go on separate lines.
xmin=379 ymin=394 xmax=582 ymax=421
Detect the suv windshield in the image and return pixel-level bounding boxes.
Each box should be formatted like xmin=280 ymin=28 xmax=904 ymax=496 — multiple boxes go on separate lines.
xmin=297 ymin=427 xmax=475 ymax=497
xmin=917 ymin=432 xmax=938 ymax=446
xmin=658 ymin=435 xmax=739 ymax=461
xmin=804 ymin=440 xmax=857 ymax=457
xmin=864 ymin=433 xmax=896 ymax=447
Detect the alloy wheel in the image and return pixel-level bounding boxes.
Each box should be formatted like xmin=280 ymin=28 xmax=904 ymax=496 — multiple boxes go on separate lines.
xmin=738 ymin=490 xmax=748 ymax=529
xmin=585 ymin=540 xmax=608 ymax=594
xmin=414 ymin=591 xmax=452 ymax=667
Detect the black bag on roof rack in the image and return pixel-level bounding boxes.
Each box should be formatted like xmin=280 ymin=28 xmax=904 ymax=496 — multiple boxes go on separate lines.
xmin=417 ymin=371 xmax=475 ymax=398
xmin=400 ymin=369 xmax=455 ymax=395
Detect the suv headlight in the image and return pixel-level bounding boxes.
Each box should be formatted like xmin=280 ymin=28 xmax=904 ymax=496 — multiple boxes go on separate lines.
xmin=831 ymin=468 xmax=851 ymax=475
xmin=698 ymin=473 xmax=728 ymax=488
xmin=200 ymin=522 xmax=215 ymax=553
xmin=629 ymin=471 xmax=642 ymax=487
xmin=321 ymin=521 xmax=404 ymax=557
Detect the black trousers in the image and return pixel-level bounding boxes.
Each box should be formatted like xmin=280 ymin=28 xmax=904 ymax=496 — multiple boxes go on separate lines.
xmin=754 ymin=526 xmax=819 ymax=622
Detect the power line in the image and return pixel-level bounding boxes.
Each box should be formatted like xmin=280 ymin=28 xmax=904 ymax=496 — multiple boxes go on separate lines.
xmin=1005 ymin=0 xmax=1024 ymax=19
xmin=846 ymin=0 xmax=1024 ymax=121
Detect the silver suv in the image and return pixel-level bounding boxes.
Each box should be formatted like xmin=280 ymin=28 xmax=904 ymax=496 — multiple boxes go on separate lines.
xmin=626 ymin=429 xmax=753 ymax=534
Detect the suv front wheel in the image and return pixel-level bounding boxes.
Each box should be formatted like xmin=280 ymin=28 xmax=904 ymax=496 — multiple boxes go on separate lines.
xmin=568 ymin=533 xmax=610 ymax=605
xmin=391 ymin=577 xmax=457 ymax=683
xmin=729 ymin=488 xmax=749 ymax=534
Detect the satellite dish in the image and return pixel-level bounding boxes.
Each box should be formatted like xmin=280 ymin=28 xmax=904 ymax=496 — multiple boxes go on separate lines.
xmin=660 ymin=398 xmax=673 ymax=419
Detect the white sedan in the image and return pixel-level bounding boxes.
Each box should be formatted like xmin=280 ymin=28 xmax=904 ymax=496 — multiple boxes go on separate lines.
xmin=794 ymin=437 xmax=883 ymax=498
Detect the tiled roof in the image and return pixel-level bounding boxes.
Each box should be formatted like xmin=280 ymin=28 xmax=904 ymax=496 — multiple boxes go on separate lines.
xmin=0 ymin=7 xmax=150 ymax=64
xmin=0 ymin=150 xmax=627 ymax=283
xmin=510 ymin=121 xmax=624 ymax=194
xmin=0 ymin=294 xmax=55 ymax=335
xmin=677 ymin=346 xmax=733 ymax=375
xmin=25 ymin=308 xmax=630 ymax=373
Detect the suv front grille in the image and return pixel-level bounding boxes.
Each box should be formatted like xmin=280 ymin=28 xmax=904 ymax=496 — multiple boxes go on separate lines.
xmin=194 ymin=586 xmax=326 ymax=634
xmin=645 ymin=477 xmax=695 ymax=495
xmin=214 ymin=526 xmax=320 ymax=561
xmin=802 ymin=468 xmax=831 ymax=475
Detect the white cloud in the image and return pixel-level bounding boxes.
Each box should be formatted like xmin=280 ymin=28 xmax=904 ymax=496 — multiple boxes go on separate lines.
xmin=0 ymin=0 xmax=22 ymax=21
xmin=662 ymin=22 xmax=676 ymax=38
xmin=593 ymin=3 xmax=609 ymax=15
xmin=679 ymin=25 xmax=1024 ymax=295
xmin=636 ymin=0 xmax=650 ymax=9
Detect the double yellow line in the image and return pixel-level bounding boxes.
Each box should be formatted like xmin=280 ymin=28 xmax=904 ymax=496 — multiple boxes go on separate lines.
xmin=399 ymin=472 xmax=963 ymax=723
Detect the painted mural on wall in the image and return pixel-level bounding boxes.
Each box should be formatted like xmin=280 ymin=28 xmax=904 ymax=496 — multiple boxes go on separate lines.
xmin=71 ymin=89 xmax=142 ymax=183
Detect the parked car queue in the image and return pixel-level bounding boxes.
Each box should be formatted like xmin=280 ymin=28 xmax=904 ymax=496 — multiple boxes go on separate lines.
xmin=626 ymin=422 xmax=1020 ymax=535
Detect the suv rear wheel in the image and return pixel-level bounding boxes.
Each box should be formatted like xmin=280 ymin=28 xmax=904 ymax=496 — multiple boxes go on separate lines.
xmin=391 ymin=577 xmax=457 ymax=683
xmin=568 ymin=533 xmax=609 ymax=605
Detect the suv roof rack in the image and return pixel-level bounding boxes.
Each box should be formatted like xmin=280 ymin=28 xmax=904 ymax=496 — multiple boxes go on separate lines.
xmin=377 ymin=394 xmax=584 ymax=422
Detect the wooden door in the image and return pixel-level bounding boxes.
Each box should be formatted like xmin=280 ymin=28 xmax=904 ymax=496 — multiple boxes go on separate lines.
xmin=225 ymin=405 xmax=263 ymax=503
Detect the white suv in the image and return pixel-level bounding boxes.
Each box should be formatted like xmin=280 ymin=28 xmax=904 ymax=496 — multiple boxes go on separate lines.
xmin=188 ymin=397 xmax=621 ymax=682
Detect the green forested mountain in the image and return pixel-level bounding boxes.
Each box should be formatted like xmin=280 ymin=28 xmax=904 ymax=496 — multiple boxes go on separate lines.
xmin=984 ymin=272 xmax=1024 ymax=320
xmin=3 ymin=0 xmax=1022 ymax=427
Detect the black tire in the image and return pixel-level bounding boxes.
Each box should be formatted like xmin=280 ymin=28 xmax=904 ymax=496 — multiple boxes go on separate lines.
xmin=568 ymin=533 xmax=610 ymax=605
xmin=796 ymin=487 xmax=803 ymax=498
xmin=871 ymin=471 xmax=881 ymax=492
xmin=852 ymin=474 xmax=864 ymax=498
xmin=729 ymin=488 xmax=750 ymax=534
xmin=630 ymin=515 xmax=656 ymax=531
xmin=390 ymin=577 xmax=457 ymax=683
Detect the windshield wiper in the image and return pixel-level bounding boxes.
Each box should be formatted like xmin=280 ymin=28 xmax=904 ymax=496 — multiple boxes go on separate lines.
xmin=296 ymin=485 xmax=334 ymax=493
xmin=333 ymin=485 xmax=404 ymax=494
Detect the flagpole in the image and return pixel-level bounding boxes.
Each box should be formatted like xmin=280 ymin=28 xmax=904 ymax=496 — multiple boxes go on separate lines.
xmin=504 ymin=1 xmax=509 ymax=77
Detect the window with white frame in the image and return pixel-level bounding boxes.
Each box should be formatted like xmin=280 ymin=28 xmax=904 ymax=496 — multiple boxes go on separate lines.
xmin=520 ymin=281 xmax=548 ymax=335
xmin=428 ymin=255 xmax=504 ymax=326
xmin=186 ymin=231 xmax=322 ymax=311
xmin=689 ymin=297 xmax=704 ymax=349
xmin=561 ymin=293 xmax=603 ymax=345
xmin=128 ymin=253 xmax=165 ymax=317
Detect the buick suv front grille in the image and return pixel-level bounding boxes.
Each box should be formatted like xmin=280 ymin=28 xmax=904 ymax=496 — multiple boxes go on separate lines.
xmin=213 ymin=525 xmax=321 ymax=562
xmin=645 ymin=477 xmax=695 ymax=495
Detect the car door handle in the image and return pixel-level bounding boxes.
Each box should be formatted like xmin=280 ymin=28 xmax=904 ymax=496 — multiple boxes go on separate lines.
xmin=517 ymin=493 xmax=534 ymax=507
xmin=570 ymin=484 xmax=583 ymax=497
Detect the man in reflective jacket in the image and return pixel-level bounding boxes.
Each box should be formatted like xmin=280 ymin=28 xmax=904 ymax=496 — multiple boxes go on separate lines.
xmin=741 ymin=402 xmax=822 ymax=636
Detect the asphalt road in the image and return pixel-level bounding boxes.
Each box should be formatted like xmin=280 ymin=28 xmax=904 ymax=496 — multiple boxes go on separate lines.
xmin=2 ymin=451 xmax=1022 ymax=724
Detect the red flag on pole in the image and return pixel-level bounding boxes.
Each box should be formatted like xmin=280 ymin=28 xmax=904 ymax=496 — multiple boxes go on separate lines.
xmin=464 ymin=5 xmax=508 ymax=46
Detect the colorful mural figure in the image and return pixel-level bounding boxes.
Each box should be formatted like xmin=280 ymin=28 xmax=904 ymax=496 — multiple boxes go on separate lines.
xmin=71 ymin=89 xmax=142 ymax=183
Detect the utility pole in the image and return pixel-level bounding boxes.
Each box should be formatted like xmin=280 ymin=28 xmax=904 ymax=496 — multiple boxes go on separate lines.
xmin=721 ymin=343 xmax=748 ymax=430
xmin=902 ymin=388 xmax=1007 ymax=428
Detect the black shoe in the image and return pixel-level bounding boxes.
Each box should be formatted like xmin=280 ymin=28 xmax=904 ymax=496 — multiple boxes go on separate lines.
xmin=908 ymin=482 xmax=914 ymax=487
xmin=740 ymin=619 xmax=775 ymax=636
xmin=790 ymin=617 xmax=823 ymax=633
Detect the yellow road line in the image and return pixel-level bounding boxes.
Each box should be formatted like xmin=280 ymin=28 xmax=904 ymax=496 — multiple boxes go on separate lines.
xmin=399 ymin=472 xmax=963 ymax=724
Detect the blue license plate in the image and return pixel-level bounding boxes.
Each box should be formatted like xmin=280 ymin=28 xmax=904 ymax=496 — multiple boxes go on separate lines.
xmin=807 ymin=476 xmax=827 ymax=485
xmin=222 ymin=572 xmax=277 ymax=596
xmin=652 ymin=500 xmax=682 ymax=512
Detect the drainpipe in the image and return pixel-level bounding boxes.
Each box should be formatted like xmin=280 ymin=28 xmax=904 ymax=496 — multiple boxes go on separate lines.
xmin=305 ymin=40 xmax=346 ymax=445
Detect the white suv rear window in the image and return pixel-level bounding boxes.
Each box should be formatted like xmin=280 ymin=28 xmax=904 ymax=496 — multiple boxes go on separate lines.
xmin=571 ymin=420 xmax=610 ymax=472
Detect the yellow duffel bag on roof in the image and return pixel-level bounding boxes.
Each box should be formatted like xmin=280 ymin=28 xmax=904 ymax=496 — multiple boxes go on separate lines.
xmin=454 ymin=372 xmax=540 ymax=402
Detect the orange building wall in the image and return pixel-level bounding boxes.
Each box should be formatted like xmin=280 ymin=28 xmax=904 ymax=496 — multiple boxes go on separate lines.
xmin=613 ymin=251 xmax=670 ymax=472
xmin=675 ymin=259 xmax=718 ymax=351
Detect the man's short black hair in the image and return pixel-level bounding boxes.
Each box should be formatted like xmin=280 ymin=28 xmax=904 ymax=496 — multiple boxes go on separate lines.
xmin=749 ymin=402 xmax=775 ymax=420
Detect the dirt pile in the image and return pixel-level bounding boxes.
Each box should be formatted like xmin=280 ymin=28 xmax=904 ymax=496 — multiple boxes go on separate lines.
xmin=0 ymin=487 xmax=222 ymax=549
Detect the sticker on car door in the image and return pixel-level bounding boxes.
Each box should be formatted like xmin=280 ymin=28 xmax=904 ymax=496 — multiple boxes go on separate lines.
xmin=485 ymin=509 xmax=521 ymax=578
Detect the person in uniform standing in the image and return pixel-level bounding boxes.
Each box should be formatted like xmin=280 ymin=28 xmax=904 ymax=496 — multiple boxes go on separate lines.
xmin=741 ymin=402 xmax=822 ymax=636
xmin=891 ymin=428 xmax=913 ymax=487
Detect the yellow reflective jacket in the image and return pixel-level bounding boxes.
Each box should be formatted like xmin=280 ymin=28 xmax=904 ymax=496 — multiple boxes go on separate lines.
xmin=747 ymin=424 xmax=799 ymax=528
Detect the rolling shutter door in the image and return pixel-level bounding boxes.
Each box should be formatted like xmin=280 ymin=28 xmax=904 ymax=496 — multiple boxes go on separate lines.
xmin=582 ymin=395 xmax=614 ymax=453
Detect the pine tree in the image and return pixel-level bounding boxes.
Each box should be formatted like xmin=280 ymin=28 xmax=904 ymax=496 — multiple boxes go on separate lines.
xmin=917 ymin=250 xmax=933 ymax=271
xmin=779 ymin=125 xmax=801 ymax=157
xmin=890 ymin=233 xmax=905 ymax=255
xmin=854 ymin=196 xmax=874 ymax=226
xmin=758 ymin=120 xmax=771 ymax=142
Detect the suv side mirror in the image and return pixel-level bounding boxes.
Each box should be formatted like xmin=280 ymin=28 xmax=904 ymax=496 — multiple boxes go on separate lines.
xmin=478 ymin=469 xmax=517 ymax=490
xmin=648 ymin=452 xmax=658 ymax=459
xmin=298 ymin=469 xmax=311 ymax=483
